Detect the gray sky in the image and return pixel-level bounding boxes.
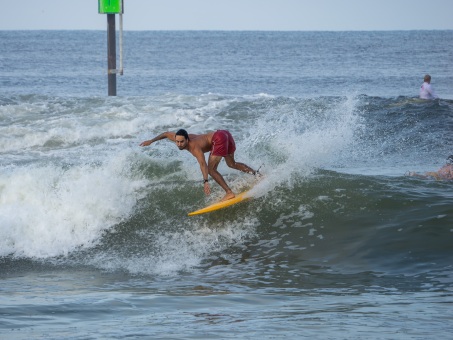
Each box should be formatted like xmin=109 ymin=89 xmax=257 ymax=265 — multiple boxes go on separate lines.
xmin=1 ymin=0 xmax=452 ymax=31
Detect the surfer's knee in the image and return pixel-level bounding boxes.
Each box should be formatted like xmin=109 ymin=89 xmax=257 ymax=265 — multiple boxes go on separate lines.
xmin=225 ymin=158 xmax=241 ymax=170
xmin=223 ymin=154 xmax=236 ymax=167
xmin=226 ymin=161 xmax=238 ymax=169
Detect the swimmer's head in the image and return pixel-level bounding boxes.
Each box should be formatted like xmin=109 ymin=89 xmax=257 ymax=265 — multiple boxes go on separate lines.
xmin=424 ymin=74 xmax=431 ymax=83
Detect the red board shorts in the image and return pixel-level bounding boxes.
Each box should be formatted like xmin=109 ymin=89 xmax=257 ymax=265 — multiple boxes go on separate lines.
xmin=211 ymin=130 xmax=236 ymax=157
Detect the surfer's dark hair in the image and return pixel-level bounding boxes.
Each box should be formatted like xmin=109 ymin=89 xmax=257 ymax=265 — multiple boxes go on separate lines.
xmin=176 ymin=129 xmax=189 ymax=140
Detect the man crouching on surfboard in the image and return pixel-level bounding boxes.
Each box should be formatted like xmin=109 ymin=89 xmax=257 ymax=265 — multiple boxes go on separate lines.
xmin=140 ymin=129 xmax=257 ymax=201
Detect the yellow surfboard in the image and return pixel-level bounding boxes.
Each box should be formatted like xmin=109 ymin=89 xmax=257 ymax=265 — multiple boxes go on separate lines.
xmin=188 ymin=190 xmax=251 ymax=216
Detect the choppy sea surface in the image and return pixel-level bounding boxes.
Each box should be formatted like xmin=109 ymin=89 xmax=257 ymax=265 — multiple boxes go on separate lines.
xmin=1 ymin=30 xmax=453 ymax=339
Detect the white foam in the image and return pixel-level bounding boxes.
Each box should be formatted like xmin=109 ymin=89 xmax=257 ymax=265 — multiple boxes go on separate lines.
xmin=88 ymin=218 xmax=259 ymax=276
xmin=243 ymin=95 xmax=361 ymax=194
xmin=0 ymin=152 xmax=148 ymax=258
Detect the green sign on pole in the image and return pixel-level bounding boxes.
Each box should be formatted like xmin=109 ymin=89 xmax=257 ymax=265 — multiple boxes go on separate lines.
xmin=98 ymin=0 xmax=123 ymax=14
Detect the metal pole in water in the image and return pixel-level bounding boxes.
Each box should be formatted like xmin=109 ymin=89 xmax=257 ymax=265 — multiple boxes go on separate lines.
xmin=99 ymin=0 xmax=123 ymax=96
xmin=119 ymin=12 xmax=124 ymax=76
xmin=107 ymin=13 xmax=117 ymax=96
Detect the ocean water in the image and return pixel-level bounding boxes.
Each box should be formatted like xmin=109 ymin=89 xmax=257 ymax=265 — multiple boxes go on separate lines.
xmin=1 ymin=30 xmax=453 ymax=339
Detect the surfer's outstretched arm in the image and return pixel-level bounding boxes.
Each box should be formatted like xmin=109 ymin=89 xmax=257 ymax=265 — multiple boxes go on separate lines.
xmin=140 ymin=131 xmax=176 ymax=147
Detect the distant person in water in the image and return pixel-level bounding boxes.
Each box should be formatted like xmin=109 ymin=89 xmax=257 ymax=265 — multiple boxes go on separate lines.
xmin=407 ymin=155 xmax=453 ymax=180
xmin=140 ymin=129 xmax=257 ymax=201
xmin=419 ymin=74 xmax=438 ymax=100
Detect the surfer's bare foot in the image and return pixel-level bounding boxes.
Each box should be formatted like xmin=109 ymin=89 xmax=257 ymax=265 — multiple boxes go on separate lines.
xmin=221 ymin=192 xmax=235 ymax=201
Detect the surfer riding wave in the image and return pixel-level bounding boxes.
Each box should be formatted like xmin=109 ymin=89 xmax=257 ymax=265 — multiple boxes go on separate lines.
xmin=140 ymin=129 xmax=257 ymax=201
